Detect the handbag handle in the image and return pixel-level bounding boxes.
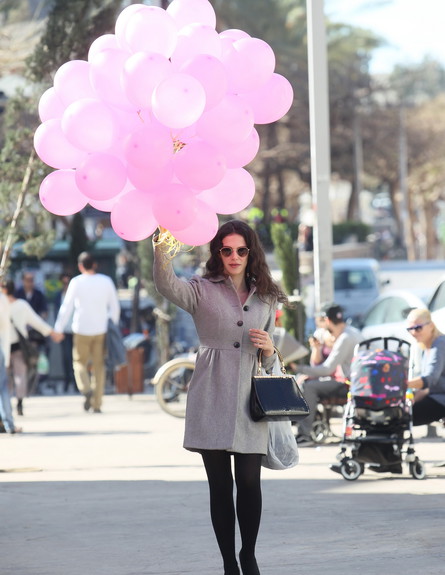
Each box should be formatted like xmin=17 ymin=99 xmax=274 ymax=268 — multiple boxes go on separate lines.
xmin=257 ymin=346 xmax=287 ymax=375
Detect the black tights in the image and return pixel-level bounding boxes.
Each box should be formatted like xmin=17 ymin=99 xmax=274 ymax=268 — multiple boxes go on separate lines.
xmin=201 ymin=450 xmax=262 ymax=575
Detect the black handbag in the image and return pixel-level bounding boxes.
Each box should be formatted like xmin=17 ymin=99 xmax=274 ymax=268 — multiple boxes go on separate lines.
xmin=250 ymin=347 xmax=310 ymax=422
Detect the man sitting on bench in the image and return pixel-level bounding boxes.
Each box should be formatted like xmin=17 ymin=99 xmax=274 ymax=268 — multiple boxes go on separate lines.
xmin=295 ymin=303 xmax=363 ymax=446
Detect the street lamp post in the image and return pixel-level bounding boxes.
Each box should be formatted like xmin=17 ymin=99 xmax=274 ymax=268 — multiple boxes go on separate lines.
xmin=306 ymin=0 xmax=334 ymax=309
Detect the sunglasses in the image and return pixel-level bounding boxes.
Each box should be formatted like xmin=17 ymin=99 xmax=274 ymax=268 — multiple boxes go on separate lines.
xmin=219 ymin=247 xmax=250 ymax=258
xmin=406 ymin=321 xmax=430 ymax=333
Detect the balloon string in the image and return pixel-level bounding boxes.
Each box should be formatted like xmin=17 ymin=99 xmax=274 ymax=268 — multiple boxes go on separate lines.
xmin=154 ymin=229 xmax=187 ymax=259
xmin=173 ymin=139 xmax=186 ymax=153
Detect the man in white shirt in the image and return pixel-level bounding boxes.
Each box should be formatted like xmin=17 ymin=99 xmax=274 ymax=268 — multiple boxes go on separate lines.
xmin=0 ymin=290 xmax=20 ymax=433
xmin=54 ymin=252 xmax=120 ymax=413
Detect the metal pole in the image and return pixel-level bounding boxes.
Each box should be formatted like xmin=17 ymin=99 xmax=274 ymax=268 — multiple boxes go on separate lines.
xmin=399 ymin=106 xmax=415 ymax=260
xmin=306 ymin=0 xmax=333 ymax=309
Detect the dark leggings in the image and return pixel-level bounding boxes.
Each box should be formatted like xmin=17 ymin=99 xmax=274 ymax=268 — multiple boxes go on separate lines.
xmin=201 ymin=450 xmax=262 ymax=574
xmin=412 ymin=395 xmax=445 ymax=426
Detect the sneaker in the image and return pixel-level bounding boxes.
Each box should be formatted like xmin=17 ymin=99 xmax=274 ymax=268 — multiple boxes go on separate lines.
xmin=295 ymin=434 xmax=314 ymax=447
xmin=329 ymin=464 xmax=342 ymax=475
xmin=370 ymin=463 xmax=403 ymax=474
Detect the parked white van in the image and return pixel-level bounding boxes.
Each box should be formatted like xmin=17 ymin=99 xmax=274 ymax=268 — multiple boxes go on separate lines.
xmin=333 ymin=258 xmax=385 ymax=323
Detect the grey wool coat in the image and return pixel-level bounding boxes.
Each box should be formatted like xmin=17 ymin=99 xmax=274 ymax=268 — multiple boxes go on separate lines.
xmin=153 ymin=247 xmax=277 ymax=455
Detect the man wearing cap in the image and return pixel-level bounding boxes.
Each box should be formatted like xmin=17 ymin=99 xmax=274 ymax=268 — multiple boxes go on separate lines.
xmin=295 ymin=302 xmax=363 ymax=446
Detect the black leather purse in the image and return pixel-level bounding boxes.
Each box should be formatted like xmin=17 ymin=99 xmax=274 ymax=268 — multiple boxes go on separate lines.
xmin=250 ymin=347 xmax=310 ymax=422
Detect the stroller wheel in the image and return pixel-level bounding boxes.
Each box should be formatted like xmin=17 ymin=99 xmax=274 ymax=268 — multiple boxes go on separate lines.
xmin=340 ymin=458 xmax=362 ymax=481
xmin=409 ymin=458 xmax=426 ymax=480
xmin=311 ymin=420 xmax=330 ymax=443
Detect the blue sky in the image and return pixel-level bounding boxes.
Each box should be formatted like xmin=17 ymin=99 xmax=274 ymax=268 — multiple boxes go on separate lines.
xmin=325 ymin=0 xmax=445 ymax=73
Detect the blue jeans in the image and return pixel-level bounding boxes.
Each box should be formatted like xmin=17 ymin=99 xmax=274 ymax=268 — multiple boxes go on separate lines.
xmin=0 ymin=348 xmax=15 ymax=432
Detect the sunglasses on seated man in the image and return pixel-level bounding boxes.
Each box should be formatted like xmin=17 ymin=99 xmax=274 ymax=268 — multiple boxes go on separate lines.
xmin=219 ymin=247 xmax=250 ymax=258
xmin=406 ymin=321 xmax=431 ymax=333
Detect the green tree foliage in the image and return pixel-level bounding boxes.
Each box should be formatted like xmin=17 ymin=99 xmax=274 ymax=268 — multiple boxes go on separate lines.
xmin=0 ymin=91 xmax=54 ymax=268
xmin=390 ymin=57 xmax=445 ymax=104
xmin=213 ymin=0 xmax=381 ymax=225
xmin=26 ymin=0 xmax=122 ymax=86
xmin=270 ymin=223 xmax=305 ymax=341
xmin=0 ymin=0 xmax=123 ymax=274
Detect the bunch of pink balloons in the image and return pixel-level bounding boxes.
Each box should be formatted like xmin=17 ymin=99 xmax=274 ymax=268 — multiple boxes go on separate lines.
xmin=34 ymin=0 xmax=294 ymax=245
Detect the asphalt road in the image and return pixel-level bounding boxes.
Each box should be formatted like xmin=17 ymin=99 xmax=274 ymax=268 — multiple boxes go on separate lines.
xmin=1 ymin=391 xmax=444 ymax=575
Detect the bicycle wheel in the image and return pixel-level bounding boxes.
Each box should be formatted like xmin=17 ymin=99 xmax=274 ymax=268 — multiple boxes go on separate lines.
xmin=155 ymin=360 xmax=195 ymax=418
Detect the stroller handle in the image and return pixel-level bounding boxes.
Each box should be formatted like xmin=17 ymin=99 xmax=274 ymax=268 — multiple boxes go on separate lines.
xmin=355 ymin=336 xmax=411 ymax=357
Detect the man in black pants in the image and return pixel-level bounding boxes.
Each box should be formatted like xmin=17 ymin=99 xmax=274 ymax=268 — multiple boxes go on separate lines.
xmin=295 ymin=303 xmax=363 ymax=447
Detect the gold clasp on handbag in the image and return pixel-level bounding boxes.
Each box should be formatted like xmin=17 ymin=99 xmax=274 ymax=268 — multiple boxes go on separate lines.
xmin=257 ymin=346 xmax=287 ymax=375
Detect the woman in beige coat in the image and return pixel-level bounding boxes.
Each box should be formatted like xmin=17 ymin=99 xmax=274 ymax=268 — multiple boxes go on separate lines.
xmin=154 ymin=220 xmax=287 ymax=575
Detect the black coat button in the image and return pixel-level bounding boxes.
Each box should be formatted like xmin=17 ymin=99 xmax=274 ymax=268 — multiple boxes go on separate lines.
xmin=243 ymin=305 xmax=249 ymax=311
xmin=234 ymin=342 xmax=240 ymax=348
xmin=237 ymin=320 xmax=244 ymax=327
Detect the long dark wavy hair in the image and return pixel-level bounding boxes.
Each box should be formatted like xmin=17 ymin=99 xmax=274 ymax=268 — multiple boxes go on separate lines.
xmin=203 ymin=220 xmax=288 ymax=304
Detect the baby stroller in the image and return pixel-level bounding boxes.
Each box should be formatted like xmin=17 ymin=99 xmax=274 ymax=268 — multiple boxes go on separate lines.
xmin=331 ymin=336 xmax=426 ymax=481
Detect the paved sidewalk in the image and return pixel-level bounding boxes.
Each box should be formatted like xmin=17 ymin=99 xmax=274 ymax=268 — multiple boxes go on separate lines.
xmin=1 ymin=392 xmax=444 ymax=575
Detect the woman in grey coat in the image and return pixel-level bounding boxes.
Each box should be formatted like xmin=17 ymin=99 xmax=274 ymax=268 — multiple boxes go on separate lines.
xmin=153 ymin=220 xmax=288 ymax=575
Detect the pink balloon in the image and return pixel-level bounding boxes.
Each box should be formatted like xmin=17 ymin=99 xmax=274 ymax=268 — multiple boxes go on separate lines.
xmin=127 ymin=161 xmax=173 ymax=192
xmin=39 ymin=170 xmax=88 ymax=216
xmin=167 ymin=0 xmax=216 ymax=30
xmin=222 ymin=37 xmax=275 ymax=93
xmin=219 ymin=127 xmax=260 ymax=169
xmin=75 ymin=153 xmax=127 ymax=200
xmin=197 ymin=95 xmax=254 ymax=145
xmin=219 ymin=29 xmax=251 ymax=42
xmin=171 ymin=200 xmax=219 ymax=246
xmin=197 ymin=168 xmax=255 ymax=214
xmin=89 ymin=195 xmax=119 ymax=212
xmin=53 ymin=60 xmax=95 ymax=106
xmin=111 ymin=189 xmax=158 ymax=241
xmin=88 ymin=34 xmax=121 ymax=61
xmin=171 ymin=24 xmax=222 ymax=67
xmin=240 ymin=73 xmax=294 ymax=124
xmin=38 ymin=87 xmax=65 ymax=122
xmin=89 ymin=49 xmax=133 ymax=111
xmin=115 ymin=4 xmax=146 ymax=47
xmin=111 ymin=107 xmax=147 ymax=140
xmin=124 ymin=123 xmax=173 ymax=170
xmin=88 ymin=181 xmax=132 ymax=212
xmin=124 ymin=6 xmax=177 ymax=58
xmin=34 ymin=119 xmax=86 ymax=169
xmin=172 ymin=124 xmax=198 ymax=146
xmin=174 ymin=140 xmax=226 ymax=190
xmin=123 ymin=52 xmax=172 ymax=109
xmin=62 ymin=98 xmax=117 ymax=152
xmin=180 ymin=54 xmax=227 ymax=110
xmin=152 ymin=73 xmax=206 ymax=129
xmin=152 ymin=183 xmax=198 ymax=231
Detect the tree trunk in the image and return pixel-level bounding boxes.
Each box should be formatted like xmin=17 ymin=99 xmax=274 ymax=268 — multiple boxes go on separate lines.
xmin=422 ymin=195 xmax=439 ymax=259
xmin=347 ymin=112 xmax=362 ymax=220
xmin=0 ymin=150 xmax=35 ymax=279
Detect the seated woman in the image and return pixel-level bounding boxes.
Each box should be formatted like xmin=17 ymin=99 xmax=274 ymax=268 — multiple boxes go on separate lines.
xmin=406 ymin=308 xmax=445 ymax=426
xmin=308 ymin=312 xmax=336 ymax=367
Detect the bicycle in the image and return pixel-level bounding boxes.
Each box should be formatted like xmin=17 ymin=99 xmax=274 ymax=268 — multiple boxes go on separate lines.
xmin=152 ymin=353 xmax=196 ymax=418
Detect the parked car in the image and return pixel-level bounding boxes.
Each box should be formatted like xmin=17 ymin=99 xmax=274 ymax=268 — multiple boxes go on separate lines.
xmin=359 ymin=289 xmax=429 ymax=342
xmin=332 ymin=258 xmax=388 ymax=324
xmin=427 ymin=275 xmax=445 ymax=332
